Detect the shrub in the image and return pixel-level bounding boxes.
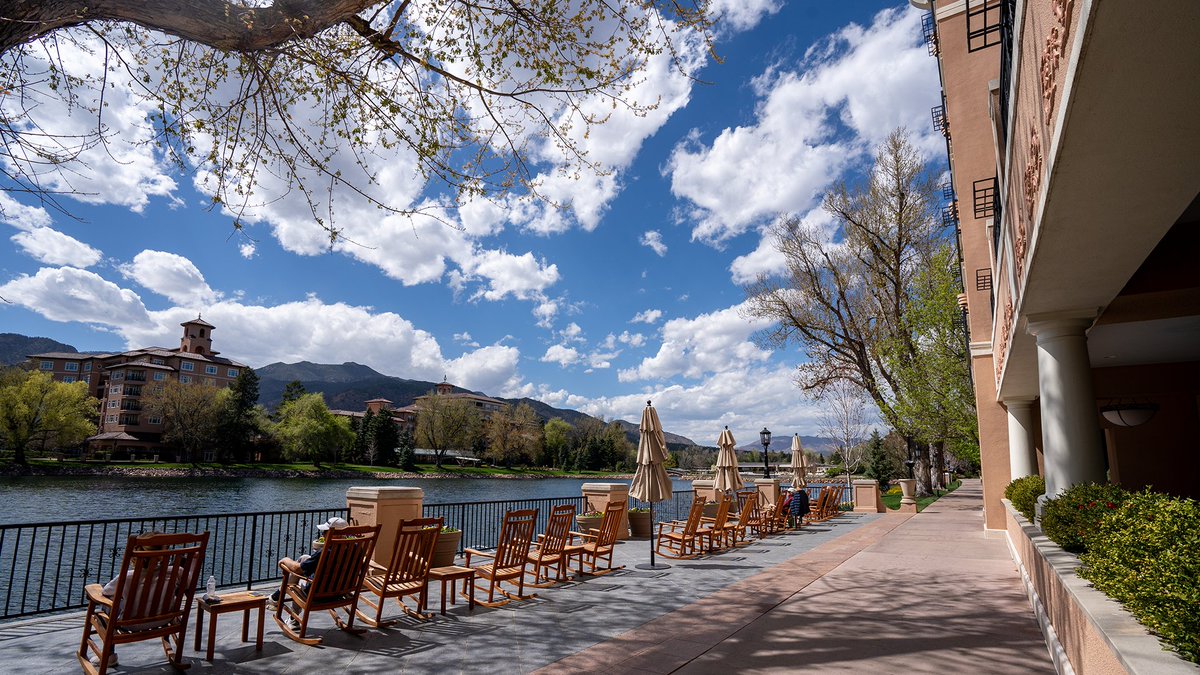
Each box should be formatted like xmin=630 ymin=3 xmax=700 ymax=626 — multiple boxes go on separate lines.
xmin=1004 ymin=474 xmax=1045 ymax=522
xmin=1080 ymin=490 xmax=1200 ymax=664
xmin=1040 ymin=482 xmax=1130 ymax=554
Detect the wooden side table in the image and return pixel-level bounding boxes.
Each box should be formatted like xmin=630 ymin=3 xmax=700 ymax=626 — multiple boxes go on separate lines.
xmin=426 ymin=566 xmax=476 ymax=615
xmin=194 ymin=591 xmax=267 ymax=662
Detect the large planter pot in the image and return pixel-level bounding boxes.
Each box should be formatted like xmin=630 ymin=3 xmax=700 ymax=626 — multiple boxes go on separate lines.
xmin=702 ymin=503 xmax=718 ymax=518
xmin=897 ymin=479 xmax=917 ymax=507
xmin=628 ymin=511 xmax=652 ymax=538
xmin=576 ymin=515 xmax=603 ymax=534
xmin=431 ymin=530 xmax=461 ymax=568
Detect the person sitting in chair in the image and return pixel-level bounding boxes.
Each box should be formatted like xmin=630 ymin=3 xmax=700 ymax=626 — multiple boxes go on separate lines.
xmin=789 ymin=487 xmax=811 ymax=527
xmin=270 ymin=517 xmax=348 ymax=628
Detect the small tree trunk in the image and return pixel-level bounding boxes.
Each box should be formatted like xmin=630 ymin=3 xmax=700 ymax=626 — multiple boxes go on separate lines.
xmin=914 ymin=442 xmax=933 ymax=497
xmin=932 ymin=440 xmax=947 ymax=489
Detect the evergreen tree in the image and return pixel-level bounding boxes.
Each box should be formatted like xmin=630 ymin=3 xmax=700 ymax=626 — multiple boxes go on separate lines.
xmin=280 ymin=380 xmax=307 ymax=407
xmin=357 ymin=409 xmax=376 ymax=464
xmin=213 ymin=369 xmax=261 ymax=462
xmin=370 ymin=412 xmax=400 ymax=467
xmin=395 ymin=428 xmax=417 ymax=471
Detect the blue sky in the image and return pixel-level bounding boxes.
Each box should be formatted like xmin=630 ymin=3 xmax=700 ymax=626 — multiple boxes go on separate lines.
xmin=0 ymin=1 xmax=941 ymax=443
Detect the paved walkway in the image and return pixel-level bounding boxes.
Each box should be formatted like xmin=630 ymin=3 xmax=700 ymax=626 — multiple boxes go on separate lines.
xmin=0 ymin=480 xmax=1053 ymax=673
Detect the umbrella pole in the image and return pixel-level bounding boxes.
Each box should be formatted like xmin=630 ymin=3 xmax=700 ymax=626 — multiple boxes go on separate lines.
xmin=636 ymin=501 xmax=670 ymax=570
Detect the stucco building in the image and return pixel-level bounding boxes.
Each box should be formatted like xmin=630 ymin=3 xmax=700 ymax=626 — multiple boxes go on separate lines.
xmin=28 ymin=318 xmax=248 ymax=458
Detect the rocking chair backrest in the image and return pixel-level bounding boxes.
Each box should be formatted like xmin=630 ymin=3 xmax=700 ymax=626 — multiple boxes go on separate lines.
xmin=595 ymin=501 xmax=626 ymax=547
xmin=740 ymin=492 xmax=758 ymax=523
xmin=712 ymin=495 xmax=732 ymax=528
xmin=540 ymin=504 xmax=576 ymax=555
xmin=108 ymin=532 xmax=208 ymax=629
xmin=309 ymin=524 xmax=380 ymax=603
xmin=494 ymin=509 xmax=538 ymax=569
xmin=383 ymin=517 xmax=442 ymax=586
xmin=681 ymin=495 xmax=706 ymax=536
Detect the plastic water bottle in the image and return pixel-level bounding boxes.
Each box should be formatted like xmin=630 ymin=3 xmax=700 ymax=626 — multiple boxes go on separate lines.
xmin=206 ymin=575 xmax=216 ymax=598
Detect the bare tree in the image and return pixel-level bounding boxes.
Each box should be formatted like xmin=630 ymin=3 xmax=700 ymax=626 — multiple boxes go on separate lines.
xmin=816 ymin=379 xmax=871 ymax=489
xmin=743 ymin=129 xmax=947 ymax=495
xmin=413 ymin=393 xmax=480 ymax=468
xmin=1 ymin=1 xmax=712 ymax=229
xmin=142 ymin=379 xmax=221 ymax=464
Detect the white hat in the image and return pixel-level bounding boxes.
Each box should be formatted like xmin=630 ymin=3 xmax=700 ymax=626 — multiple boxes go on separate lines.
xmin=317 ymin=517 xmax=349 ymax=532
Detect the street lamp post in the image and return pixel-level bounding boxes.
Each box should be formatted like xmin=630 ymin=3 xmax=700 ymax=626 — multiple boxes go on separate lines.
xmin=759 ymin=427 xmax=772 ymax=478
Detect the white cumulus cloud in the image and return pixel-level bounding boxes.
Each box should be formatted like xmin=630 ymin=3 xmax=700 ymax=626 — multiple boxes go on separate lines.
xmin=631 ymin=309 xmax=663 ymax=324
xmin=118 ymin=250 xmax=218 ymax=306
xmin=640 ymin=230 xmax=668 ymax=257
xmin=541 ymin=344 xmax=581 ymax=368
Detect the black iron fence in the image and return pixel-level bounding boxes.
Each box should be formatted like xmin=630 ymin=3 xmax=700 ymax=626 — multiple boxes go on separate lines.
xmin=2 ymin=485 xmax=849 ymax=621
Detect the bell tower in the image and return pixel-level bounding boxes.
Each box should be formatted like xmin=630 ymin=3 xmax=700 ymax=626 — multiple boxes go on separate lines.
xmin=179 ymin=316 xmax=218 ymax=356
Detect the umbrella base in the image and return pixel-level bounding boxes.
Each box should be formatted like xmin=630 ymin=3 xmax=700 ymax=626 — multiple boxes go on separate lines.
xmin=634 ymin=563 xmax=672 ymax=570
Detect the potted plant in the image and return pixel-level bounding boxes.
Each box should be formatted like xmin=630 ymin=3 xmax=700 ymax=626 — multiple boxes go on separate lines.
xmin=628 ymin=507 xmax=652 ymax=538
xmin=576 ymin=509 xmax=603 ymax=533
xmin=431 ymin=526 xmax=462 ymax=568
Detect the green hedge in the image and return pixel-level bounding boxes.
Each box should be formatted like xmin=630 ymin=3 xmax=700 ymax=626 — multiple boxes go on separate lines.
xmin=1004 ymin=474 xmax=1045 ymax=522
xmin=1078 ymin=490 xmax=1200 ymax=664
xmin=1040 ymin=482 xmax=1129 ymax=554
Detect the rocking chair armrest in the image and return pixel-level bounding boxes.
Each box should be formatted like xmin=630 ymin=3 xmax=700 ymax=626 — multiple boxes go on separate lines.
xmin=278 ymin=561 xmax=313 ymax=585
xmin=463 ymin=548 xmax=493 ymax=565
xmin=84 ymin=583 xmax=112 ymax=607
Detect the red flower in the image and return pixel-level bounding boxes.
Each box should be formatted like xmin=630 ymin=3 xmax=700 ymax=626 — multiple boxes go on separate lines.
xmin=1106 ymin=502 xmax=1115 ymax=509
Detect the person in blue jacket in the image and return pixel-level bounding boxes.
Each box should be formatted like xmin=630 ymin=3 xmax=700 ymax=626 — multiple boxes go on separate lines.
xmin=788 ymin=487 xmax=811 ymax=527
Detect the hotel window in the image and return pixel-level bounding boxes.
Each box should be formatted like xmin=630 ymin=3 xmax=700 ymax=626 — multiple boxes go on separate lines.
xmin=106 ymin=415 xmax=117 ymax=424
xmin=40 ymin=361 xmax=53 ymax=370
xmin=83 ymin=362 xmax=92 ymax=372
xmin=180 ymin=375 xmax=191 ymax=384
xmin=148 ymin=416 xmax=163 ymax=425
xmin=82 ymin=375 xmax=90 ymax=383
xmin=108 ymin=400 xmax=118 ymax=409
xmin=63 ymin=376 xmax=75 ymax=383
xmin=151 ymin=358 xmax=165 ymax=365
xmin=110 ymin=386 xmax=121 ymax=394
xmin=153 ymin=372 xmax=166 ymax=381
xmin=112 ymin=371 xmax=124 ymax=381
xmin=64 ymin=362 xmax=78 ymax=371
xmin=227 ymin=368 xmax=239 ymax=378
xmin=205 ymin=365 xmax=217 ymax=375
xmin=180 ymin=362 xmax=194 ymax=372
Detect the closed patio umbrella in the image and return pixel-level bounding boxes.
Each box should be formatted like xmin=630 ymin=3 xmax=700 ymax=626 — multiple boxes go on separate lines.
xmin=713 ymin=426 xmax=744 ymax=494
xmin=790 ymin=434 xmax=807 ymax=488
xmin=630 ymin=401 xmax=673 ymax=570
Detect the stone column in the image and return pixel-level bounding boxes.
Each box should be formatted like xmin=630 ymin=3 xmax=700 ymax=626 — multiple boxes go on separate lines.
xmin=1004 ymin=398 xmax=1038 ymax=481
xmin=691 ymin=479 xmax=717 ymax=505
xmin=755 ymin=478 xmax=780 ymax=511
xmin=346 ymin=486 xmax=424 ymax=568
xmin=1026 ymin=313 xmax=1106 ymax=497
xmin=852 ymin=480 xmax=885 ymax=513
xmin=581 ymin=483 xmax=631 ymax=540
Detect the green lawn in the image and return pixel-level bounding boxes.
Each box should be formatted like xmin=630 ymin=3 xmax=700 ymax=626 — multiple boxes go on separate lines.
xmin=881 ymin=480 xmax=962 ymax=512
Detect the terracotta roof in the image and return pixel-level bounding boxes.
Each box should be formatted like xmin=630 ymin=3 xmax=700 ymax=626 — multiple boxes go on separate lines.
xmin=181 ymin=317 xmax=216 ymax=328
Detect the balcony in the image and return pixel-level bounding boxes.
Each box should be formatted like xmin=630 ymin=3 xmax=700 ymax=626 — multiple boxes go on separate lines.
xmin=921 ymin=12 xmax=939 ymax=56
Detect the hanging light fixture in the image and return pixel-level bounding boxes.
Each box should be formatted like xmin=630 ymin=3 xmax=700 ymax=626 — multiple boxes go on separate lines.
xmin=1100 ymin=402 xmax=1158 ymax=428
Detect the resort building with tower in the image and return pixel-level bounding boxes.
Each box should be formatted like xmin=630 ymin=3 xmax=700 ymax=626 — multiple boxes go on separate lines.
xmin=27 ymin=317 xmax=248 ymax=458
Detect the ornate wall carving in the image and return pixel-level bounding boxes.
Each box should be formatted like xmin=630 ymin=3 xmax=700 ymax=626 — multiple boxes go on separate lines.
xmin=1040 ymin=0 xmax=1075 ymax=125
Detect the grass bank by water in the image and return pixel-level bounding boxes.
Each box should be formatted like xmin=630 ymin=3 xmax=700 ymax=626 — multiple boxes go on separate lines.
xmin=1 ymin=459 xmax=633 ymax=480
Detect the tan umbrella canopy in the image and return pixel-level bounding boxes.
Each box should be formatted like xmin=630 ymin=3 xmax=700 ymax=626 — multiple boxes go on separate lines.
xmin=630 ymin=401 xmax=673 ymax=569
xmin=713 ymin=426 xmax=744 ymax=493
xmin=790 ymin=434 xmax=807 ymax=488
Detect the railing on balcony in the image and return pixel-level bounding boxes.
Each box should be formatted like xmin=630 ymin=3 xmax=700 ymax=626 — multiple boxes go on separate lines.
xmin=931 ymin=103 xmax=949 ymax=138
xmin=423 ymin=494 xmax=588 ymax=554
xmin=921 ymin=11 xmax=939 ymax=56
xmin=998 ymin=0 xmax=1017 ymax=140
xmin=942 ymin=181 xmax=955 ymax=202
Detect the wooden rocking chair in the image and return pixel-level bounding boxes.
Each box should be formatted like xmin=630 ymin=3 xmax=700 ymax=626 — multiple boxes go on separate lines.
xmin=697 ymin=494 xmax=733 ymax=552
xmin=567 ymin=500 xmax=626 ymax=576
xmin=463 ymin=509 xmax=539 ymax=607
xmin=78 ymin=531 xmax=208 ymax=675
xmin=526 ymin=504 xmax=576 ymax=587
xmin=655 ymin=495 xmax=706 ymax=559
xmin=809 ymin=487 xmax=834 ymax=523
xmin=274 ymin=524 xmax=380 ymax=645
xmin=726 ymin=491 xmax=758 ymax=546
xmin=357 ymin=517 xmax=442 ymax=626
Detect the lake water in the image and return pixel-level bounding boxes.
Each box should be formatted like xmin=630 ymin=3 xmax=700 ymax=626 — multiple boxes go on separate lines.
xmin=0 ymin=476 xmax=695 ymax=525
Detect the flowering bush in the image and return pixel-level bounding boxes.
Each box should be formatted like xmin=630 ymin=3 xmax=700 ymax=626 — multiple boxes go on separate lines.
xmin=1040 ymin=482 xmax=1129 ymax=554
xmin=1004 ymin=475 xmax=1045 ymax=522
xmin=629 ymin=507 xmax=650 ymax=513
xmin=1080 ymin=490 xmax=1200 ymax=663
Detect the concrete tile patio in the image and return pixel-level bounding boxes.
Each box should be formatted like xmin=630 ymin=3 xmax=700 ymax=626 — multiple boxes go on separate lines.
xmin=0 ymin=480 xmax=1054 ymax=674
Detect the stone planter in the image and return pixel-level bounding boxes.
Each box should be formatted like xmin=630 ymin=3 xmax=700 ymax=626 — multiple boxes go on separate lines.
xmin=897 ymin=479 xmax=917 ymax=513
xmin=702 ymin=502 xmax=719 ymax=518
xmin=576 ymin=515 xmax=603 ymax=534
xmin=628 ymin=511 xmax=652 ymax=538
xmin=431 ymin=530 xmax=461 ymax=568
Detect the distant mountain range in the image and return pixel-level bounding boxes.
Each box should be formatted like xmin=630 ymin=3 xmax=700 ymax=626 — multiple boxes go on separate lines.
xmin=4 ymin=333 xmax=839 ymax=452
xmin=256 ymin=361 xmax=699 ymax=447
xmin=0 ymin=333 xmax=79 ymax=366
